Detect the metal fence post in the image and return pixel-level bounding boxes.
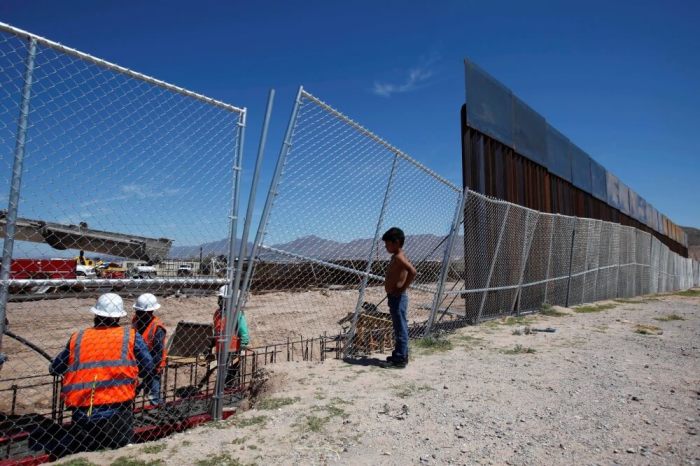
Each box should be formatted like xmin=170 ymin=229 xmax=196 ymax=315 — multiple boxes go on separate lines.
xmin=424 ymin=188 xmax=467 ymax=336
xmin=648 ymin=233 xmax=654 ymax=295
xmin=564 ymin=222 xmax=577 ymax=308
xmin=212 ymin=108 xmax=247 ymax=420
xmin=224 ymin=91 xmax=276 ymax=365
xmin=476 ymin=204 xmax=511 ymax=322
xmin=234 ymin=89 xmax=274 ymax=311
xmin=0 ymin=38 xmax=37 ymax=350
xmin=511 ymin=210 xmax=538 ymax=315
xmin=579 ymin=220 xmax=591 ymax=305
xmin=590 ymin=221 xmax=601 ymax=301
xmin=343 ymin=153 xmax=399 ymax=358
xmin=238 ymin=87 xmax=303 ymax=309
xmin=542 ymin=216 xmax=555 ymax=304
xmin=614 ymin=225 xmax=621 ymax=298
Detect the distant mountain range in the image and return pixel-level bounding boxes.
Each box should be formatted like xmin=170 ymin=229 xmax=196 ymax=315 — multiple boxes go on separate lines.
xmin=168 ymin=238 xmax=252 ymax=259
xmin=170 ymin=234 xmax=464 ymax=261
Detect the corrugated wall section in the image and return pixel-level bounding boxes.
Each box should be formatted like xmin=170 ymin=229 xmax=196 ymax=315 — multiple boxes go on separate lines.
xmin=460 ymin=107 xmax=688 ymax=256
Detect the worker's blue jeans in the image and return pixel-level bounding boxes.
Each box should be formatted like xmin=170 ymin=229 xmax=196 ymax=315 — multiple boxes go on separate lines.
xmin=148 ymin=374 xmax=162 ymax=405
xmin=387 ymin=293 xmax=409 ymax=362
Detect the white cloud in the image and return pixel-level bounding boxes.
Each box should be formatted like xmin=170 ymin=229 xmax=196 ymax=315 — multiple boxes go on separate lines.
xmin=80 ymin=184 xmax=180 ymax=207
xmin=372 ymin=67 xmax=434 ymax=98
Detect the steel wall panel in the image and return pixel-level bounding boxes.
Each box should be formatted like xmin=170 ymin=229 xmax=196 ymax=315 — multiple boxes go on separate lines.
xmin=513 ymin=96 xmax=547 ymax=166
xmin=465 ymin=60 xmax=514 ymax=147
xmin=629 ymin=190 xmax=640 ymax=222
xmin=590 ymin=159 xmax=607 ymax=201
xmin=570 ymin=143 xmax=592 ymax=193
xmin=646 ymin=203 xmax=654 ymax=229
xmin=546 ymin=124 xmax=572 ymax=182
xmin=606 ymin=171 xmax=620 ymax=209
xmin=619 ymin=182 xmax=631 ymax=216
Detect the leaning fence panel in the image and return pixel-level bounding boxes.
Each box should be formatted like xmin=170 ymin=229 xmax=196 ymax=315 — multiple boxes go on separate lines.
xmin=0 ymin=23 xmax=248 ymax=461
xmin=243 ymin=89 xmax=461 ymax=356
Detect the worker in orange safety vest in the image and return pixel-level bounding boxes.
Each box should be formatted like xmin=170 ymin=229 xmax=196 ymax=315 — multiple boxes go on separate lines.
xmin=46 ymin=293 xmax=154 ymax=455
xmin=132 ymin=293 xmax=167 ymax=405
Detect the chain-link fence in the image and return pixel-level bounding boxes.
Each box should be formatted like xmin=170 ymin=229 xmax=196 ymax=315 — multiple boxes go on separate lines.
xmin=432 ymin=189 xmax=698 ymax=324
xmin=239 ymin=88 xmax=462 ymax=357
xmin=0 ymin=23 xmax=264 ymax=461
xmin=1 ymin=24 xmax=698 ymax=463
xmin=240 ymin=88 xmax=699 ymax=360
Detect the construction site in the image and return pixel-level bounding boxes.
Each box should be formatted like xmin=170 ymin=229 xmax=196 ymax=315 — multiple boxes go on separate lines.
xmin=0 ymin=18 xmax=698 ymax=466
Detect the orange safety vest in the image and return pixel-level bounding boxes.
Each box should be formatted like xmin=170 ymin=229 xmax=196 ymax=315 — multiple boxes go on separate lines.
xmin=132 ymin=316 xmax=167 ymax=369
xmin=213 ymin=308 xmax=240 ymax=354
xmin=62 ymin=327 xmax=139 ymax=408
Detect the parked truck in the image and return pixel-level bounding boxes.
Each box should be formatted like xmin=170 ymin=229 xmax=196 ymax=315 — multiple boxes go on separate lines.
xmin=9 ymin=258 xmax=95 ymax=293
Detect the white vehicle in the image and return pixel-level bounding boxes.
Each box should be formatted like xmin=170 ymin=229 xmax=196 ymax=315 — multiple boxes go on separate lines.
xmin=131 ymin=263 xmax=157 ymax=279
xmin=75 ymin=263 xmax=97 ymax=279
xmin=177 ymin=264 xmax=193 ymax=277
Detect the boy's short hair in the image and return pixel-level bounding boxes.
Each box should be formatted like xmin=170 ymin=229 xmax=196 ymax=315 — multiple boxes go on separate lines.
xmin=381 ymin=227 xmax=405 ymax=247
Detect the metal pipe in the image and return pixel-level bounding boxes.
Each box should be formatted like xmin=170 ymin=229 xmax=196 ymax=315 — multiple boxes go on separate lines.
xmin=343 ymin=153 xmax=399 ymax=358
xmin=476 ymin=204 xmax=511 ymax=322
xmin=424 ymin=189 xmax=467 ymax=336
xmin=238 ymin=86 xmax=304 ymax=309
xmin=235 ymin=89 xmax=275 ymax=313
xmin=511 ymin=210 xmax=538 ymax=315
xmin=564 ymin=223 xmax=577 ymax=307
xmin=542 ymin=219 xmax=555 ymax=304
xmin=579 ymin=220 xmax=592 ymax=305
xmin=212 ymin=108 xmax=247 ymax=421
xmin=0 ymin=22 xmax=243 ymax=114
xmin=2 ymin=277 xmax=229 ymax=287
xmin=0 ymin=38 xmax=37 ymax=351
xmin=590 ymin=221 xmax=602 ymax=300
xmin=4 ymin=329 xmax=52 ymax=361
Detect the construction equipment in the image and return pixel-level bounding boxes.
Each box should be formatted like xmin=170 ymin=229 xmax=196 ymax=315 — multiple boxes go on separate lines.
xmin=0 ymin=211 xmax=172 ymax=263
xmin=339 ymin=302 xmax=393 ymax=355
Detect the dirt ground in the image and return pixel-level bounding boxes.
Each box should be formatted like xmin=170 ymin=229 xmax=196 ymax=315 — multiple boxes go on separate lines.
xmin=1 ymin=286 xmax=436 ymax=413
xmin=61 ymin=290 xmax=700 ymax=465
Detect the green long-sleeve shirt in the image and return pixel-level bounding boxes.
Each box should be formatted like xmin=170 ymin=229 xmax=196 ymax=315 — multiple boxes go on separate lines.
xmin=236 ymin=311 xmax=250 ymax=347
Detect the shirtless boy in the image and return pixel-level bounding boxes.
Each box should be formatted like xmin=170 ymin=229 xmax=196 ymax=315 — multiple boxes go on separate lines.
xmin=381 ymin=227 xmax=416 ymax=368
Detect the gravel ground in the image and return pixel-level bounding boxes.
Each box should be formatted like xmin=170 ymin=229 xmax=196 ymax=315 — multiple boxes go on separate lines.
xmin=61 ymin=290 xmax=700 ymax=465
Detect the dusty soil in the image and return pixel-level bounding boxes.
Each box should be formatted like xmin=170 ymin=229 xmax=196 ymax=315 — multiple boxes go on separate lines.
xmin=1 ymin=286 xmax=437 ymax=413
xmin=62 ymin=290 xmax=700 ymax=465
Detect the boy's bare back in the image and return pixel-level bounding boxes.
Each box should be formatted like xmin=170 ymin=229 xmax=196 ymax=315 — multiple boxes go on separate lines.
xmin=385 ymin=250 xmax=416 ymax=295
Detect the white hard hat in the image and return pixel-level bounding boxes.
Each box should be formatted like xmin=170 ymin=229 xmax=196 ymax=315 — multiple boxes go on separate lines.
xmin=133 ymin=293 xmax=161 ymax=312
xmin=90 ymin=293 xmax=126 ymax=318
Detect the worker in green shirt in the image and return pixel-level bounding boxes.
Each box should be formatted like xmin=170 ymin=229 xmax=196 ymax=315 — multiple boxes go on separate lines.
xmin=213 ymin=285 xmax=250 ymax=386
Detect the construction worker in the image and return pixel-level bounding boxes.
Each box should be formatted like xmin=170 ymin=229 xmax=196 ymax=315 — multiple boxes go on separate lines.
xmin=44 ymin=293 xmax=154 ymax=455
xmin=132 ymin=293 xmax=167 ymax=405
xmin=213 ymin=285 xmax=250 ymax=353
xmin=213 ymin=285 xmax=250 ymax=385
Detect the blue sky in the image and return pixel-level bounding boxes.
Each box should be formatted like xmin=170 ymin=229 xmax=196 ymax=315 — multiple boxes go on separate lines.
xmin=1 ymin=0 xmax=698 ymax=256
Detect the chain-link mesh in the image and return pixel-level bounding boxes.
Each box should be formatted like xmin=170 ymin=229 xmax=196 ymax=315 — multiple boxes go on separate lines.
xmin=518 ymin=214 xmax=554 ymax=311
xmin=0 ymin=24 xmax=255 ymax=460
xmin=241 ymin=90 xmax=461 ymax=357
xmin=434 ymin=191 xmax=697 ymax=324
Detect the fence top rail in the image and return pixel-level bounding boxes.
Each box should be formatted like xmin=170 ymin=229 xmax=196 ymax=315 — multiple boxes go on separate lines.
xmin=300 ymin=88 xmax=461 ymax=193
xmin=464 ymin=188 xmax=667 ymax=242
xmin=0 ymin=21 xmax=245 ymax=115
